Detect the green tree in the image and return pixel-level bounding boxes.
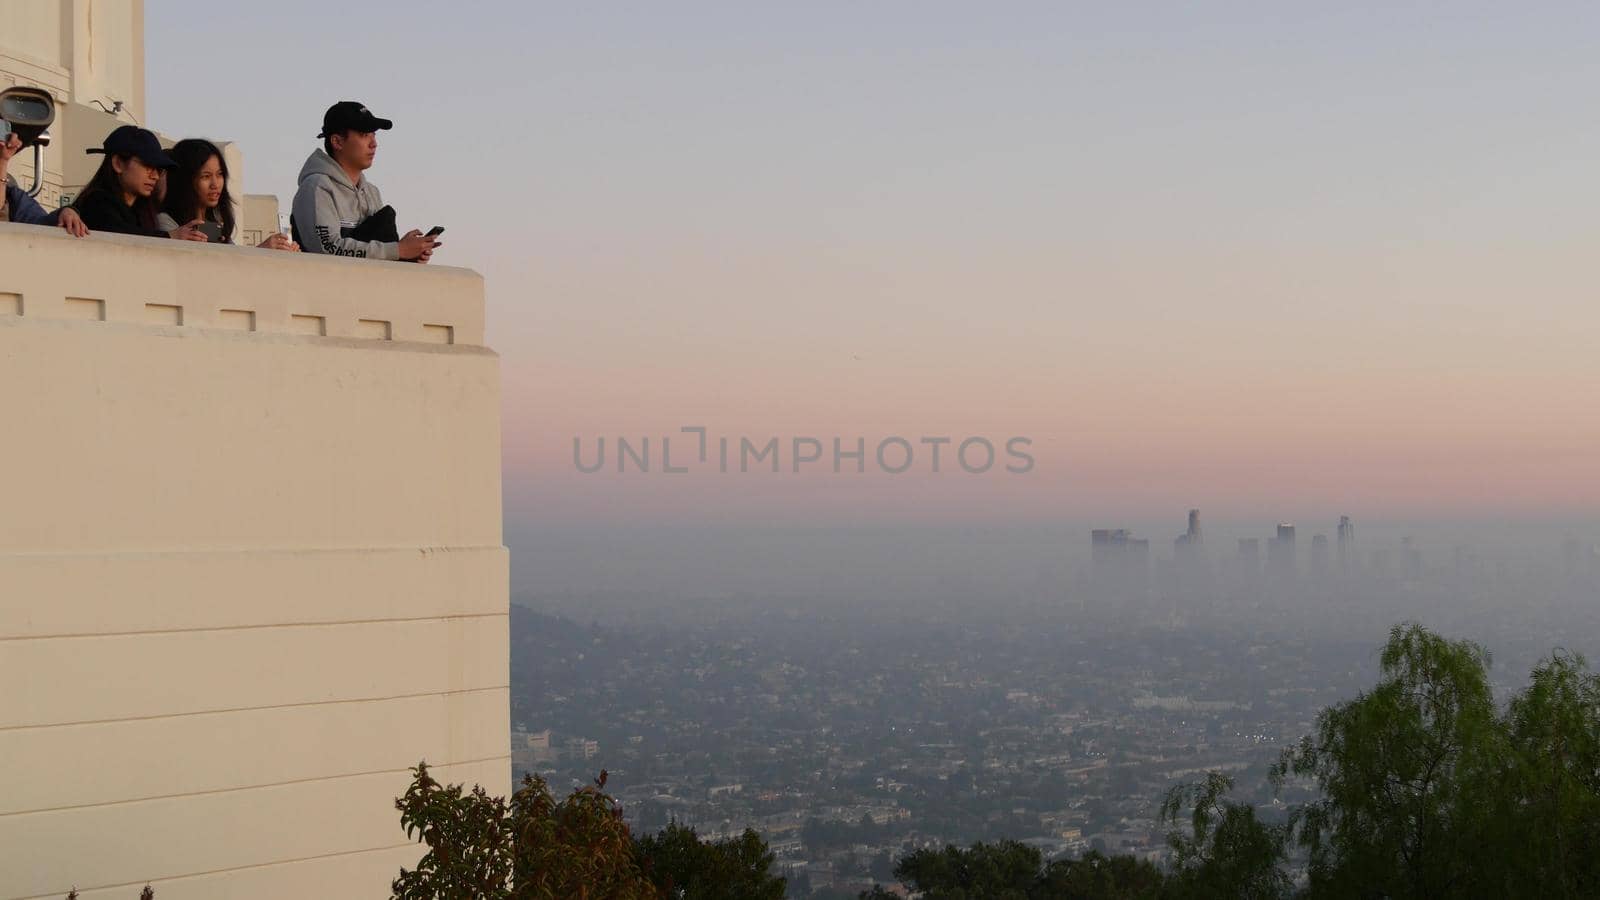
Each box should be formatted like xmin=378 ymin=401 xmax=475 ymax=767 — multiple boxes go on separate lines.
xmin=1498 ymin=650 xmax=1600 ymax=897
xmin=891 ymin=840 xmax=1042 ymax=900
xmin=392 ymin=762 xmax=656 ymax=899
xmin=868 ymin=844 xmax=1166 ymax=900
xmin=1035 ymin=850 xmax=1167 ymax=899
xmin=392 ymin=764 xmax=513 ymax=898
xmin=1272 ymin=623 xmax=1503 ymax=899
xmin=634 ymin=822 xmax=786 ymax=900
xmin=508 ymin=771 xmax=656 ymax=899
xmin=1160 ymin=773 xmax=1289 ymax=899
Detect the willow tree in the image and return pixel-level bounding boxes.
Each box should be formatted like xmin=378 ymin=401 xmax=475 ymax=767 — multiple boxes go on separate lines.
xmin=1273 ymin=623 xmax=1503 ymax=899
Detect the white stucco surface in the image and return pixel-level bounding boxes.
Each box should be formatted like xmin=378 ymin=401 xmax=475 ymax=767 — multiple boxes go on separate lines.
xmin=0 ymin=223 xmax=510 ymax=899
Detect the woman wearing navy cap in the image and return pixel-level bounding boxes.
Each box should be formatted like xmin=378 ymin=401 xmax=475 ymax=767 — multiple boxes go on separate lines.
xmin=72 ymin=125 xmax=208 ymax=241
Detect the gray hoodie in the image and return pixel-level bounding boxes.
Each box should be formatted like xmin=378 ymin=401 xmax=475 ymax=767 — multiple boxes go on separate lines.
xmin=291 ymin=149 xmax=398 ymax=260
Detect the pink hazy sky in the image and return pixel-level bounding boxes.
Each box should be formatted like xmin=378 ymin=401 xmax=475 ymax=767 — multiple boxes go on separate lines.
xmin=150 ymin=3 xmax=1600 ymax=531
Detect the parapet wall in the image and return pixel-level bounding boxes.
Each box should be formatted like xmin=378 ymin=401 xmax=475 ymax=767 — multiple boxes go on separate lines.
xmin=0 ymin=223 xmax=509 ymax=899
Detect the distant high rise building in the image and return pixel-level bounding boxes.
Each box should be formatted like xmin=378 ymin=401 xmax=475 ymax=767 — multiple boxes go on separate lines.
xmin=1372 ymin=547 xmax=1393 ymax=579
xmin=1128 ymin=537 xmax=1150 ymax=566
xmin=1337 ymin=516 xmax=1355 ymax=567
xmin=1171 ymin=509 xmax=1213 ymax=608
xmin=1090 ymin=528 xmax=1150 ymax=605
xmin=1237 ymin=538 xmax=1260 ymax=569
xmin=1310 ymin=533 xmax=1329 ymax=576
xmin=1091 ymin=529 xmax=1149 ymax=571
xmin=1227 ymin=537 xmax=1263 ymax=607
xmin=1174 ymin=509 xmax=1204 ymax=556
xmin=1268 ymin=523 xmax=1297 ymax=576
xmin=1092 ymin=529 xmax=1131 ymax=568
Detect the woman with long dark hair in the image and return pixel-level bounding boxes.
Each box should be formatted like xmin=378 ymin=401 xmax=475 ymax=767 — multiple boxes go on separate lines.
xmin=159 ymin=138 xmax=296 ymax=250
xmin=72 ymin=126 xmax=207 ymax=241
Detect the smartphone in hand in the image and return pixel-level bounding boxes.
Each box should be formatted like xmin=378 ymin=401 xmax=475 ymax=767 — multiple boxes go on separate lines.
xmin=424 ymin=226 xmax=445 ymax=238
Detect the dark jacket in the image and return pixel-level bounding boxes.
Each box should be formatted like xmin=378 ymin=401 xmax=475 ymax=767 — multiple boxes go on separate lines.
xmin=3 ymin=175 xmax=62 ymax=226
xmin=73 ymin=189 xmax=167 ymax=238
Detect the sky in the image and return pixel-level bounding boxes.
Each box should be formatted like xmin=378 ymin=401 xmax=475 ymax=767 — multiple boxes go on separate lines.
xmin=147 ymin=3 xmax=1600 ymax=596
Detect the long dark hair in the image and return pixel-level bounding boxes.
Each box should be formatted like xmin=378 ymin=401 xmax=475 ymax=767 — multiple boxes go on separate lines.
xmin=74 ymin=156 xmax=161 ymax=231
xmin=162 ymin=139 xmax=236 ymax=241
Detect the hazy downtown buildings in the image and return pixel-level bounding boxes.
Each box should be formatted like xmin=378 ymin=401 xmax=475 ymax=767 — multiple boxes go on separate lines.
xmin=1237 ymin=538 xmax=1261 ymax=571
xmin=1174 ymin=509 xmax=1204 ymax=552
xmin=1310 ymin=534 xmax=1330 ymax=577
xmin=1091 ymin=528 xmax=1151 ymax=608
xmin=1268 ymin=524 xmax=1297 ymax=579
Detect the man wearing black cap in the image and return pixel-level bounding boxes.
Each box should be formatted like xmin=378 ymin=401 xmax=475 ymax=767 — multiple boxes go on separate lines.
xmin=291 ymin=101 xmax=437 ymax=262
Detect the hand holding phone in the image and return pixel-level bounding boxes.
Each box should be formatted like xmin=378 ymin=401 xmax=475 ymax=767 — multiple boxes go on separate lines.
xmin=424 ymin=226 xmax=445 ymax=238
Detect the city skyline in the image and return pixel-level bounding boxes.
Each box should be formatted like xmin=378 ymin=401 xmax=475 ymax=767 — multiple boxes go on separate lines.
xmin=12 ymin=5 xmax=1600 ymax=898
xmin=143 ymin=3 xmax=1600 ymax=561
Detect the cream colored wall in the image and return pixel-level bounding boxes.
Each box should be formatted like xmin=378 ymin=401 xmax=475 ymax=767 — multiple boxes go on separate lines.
xmin=242 ymin=193 xmax=280 ymax=248
xmin=0 ymin=1 xmax=145 ymax=120
xmin=0 ymin=223 xmax=509 ymax=900
xmin=2 ymin=1 xmax=149 ymax=209
xmin=68 ymin=0 xmax=146 ymax=123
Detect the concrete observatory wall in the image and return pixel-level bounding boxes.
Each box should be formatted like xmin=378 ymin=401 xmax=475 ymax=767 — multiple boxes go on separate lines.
xmin=0 ymin=223 xmax=510 ymax=899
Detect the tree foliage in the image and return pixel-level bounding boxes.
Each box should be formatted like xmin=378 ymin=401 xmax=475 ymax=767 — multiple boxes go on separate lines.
xmin=1259 ymin=622 xmax=1600 ymax=898
xmin=1272 ymin=623 xmax=1503 ymax=898
xmin=393 ymin=764 xmax=515 ymax=897
xmin=1160 ymin=773 xmax=1289 ymax=899
xmin=884 ymin=841 xmax=1167 ymax=899
xmin=512 ymin=771 xmax=655 ymax=898
xmin=391 ymin=764 xmax=786 ymax=900
xmin=1497 ymin=650 xmax=1600 ymax=897
xmin=893 ymin=839 xmax=1044 ymax=899
xmin=869 ymin=623 xmax=1600 ymax=900
xmin=393 ymin=762 xmax=655 ymax=899
xmin=1035 ymin=850 xmax=1169 ymax=899
xmin=634 ymin=822 xmax=786 ymax=900
xmin=388 ymin=623 xmax=1600 ymax=900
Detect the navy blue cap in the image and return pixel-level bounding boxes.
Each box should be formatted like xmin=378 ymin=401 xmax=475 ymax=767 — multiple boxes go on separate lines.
xmin=318 ymin=101 xmax=392 ymax=138
xmin=85 ymin=125 xmax=176 ymax=168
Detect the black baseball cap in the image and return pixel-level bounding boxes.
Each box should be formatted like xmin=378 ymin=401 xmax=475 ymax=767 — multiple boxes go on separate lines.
xmin=85 ymin=125 xmax=176 ymax=168
xmin=318 ymin=101 xmax=393 ymax=138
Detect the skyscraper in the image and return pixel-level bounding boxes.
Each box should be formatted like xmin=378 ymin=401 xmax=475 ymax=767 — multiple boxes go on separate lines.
xmin=1174 ymin=509 xmax=1204 ymax=555
xmin=1092 ymin=529 xmax=1133 ymax=568
xmin=1090 ymin=528 xmax=1150 ymax=607
xmin=1268 ymin=523 xmax=1297 ymax=577
xmin=1171 ymin=508 xmax=1212 ymax=609
xmin=1337 ymin=515 xmax=1355 ymax=568
xmin=1237 ymin=538 xmax=1260 ymax=570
